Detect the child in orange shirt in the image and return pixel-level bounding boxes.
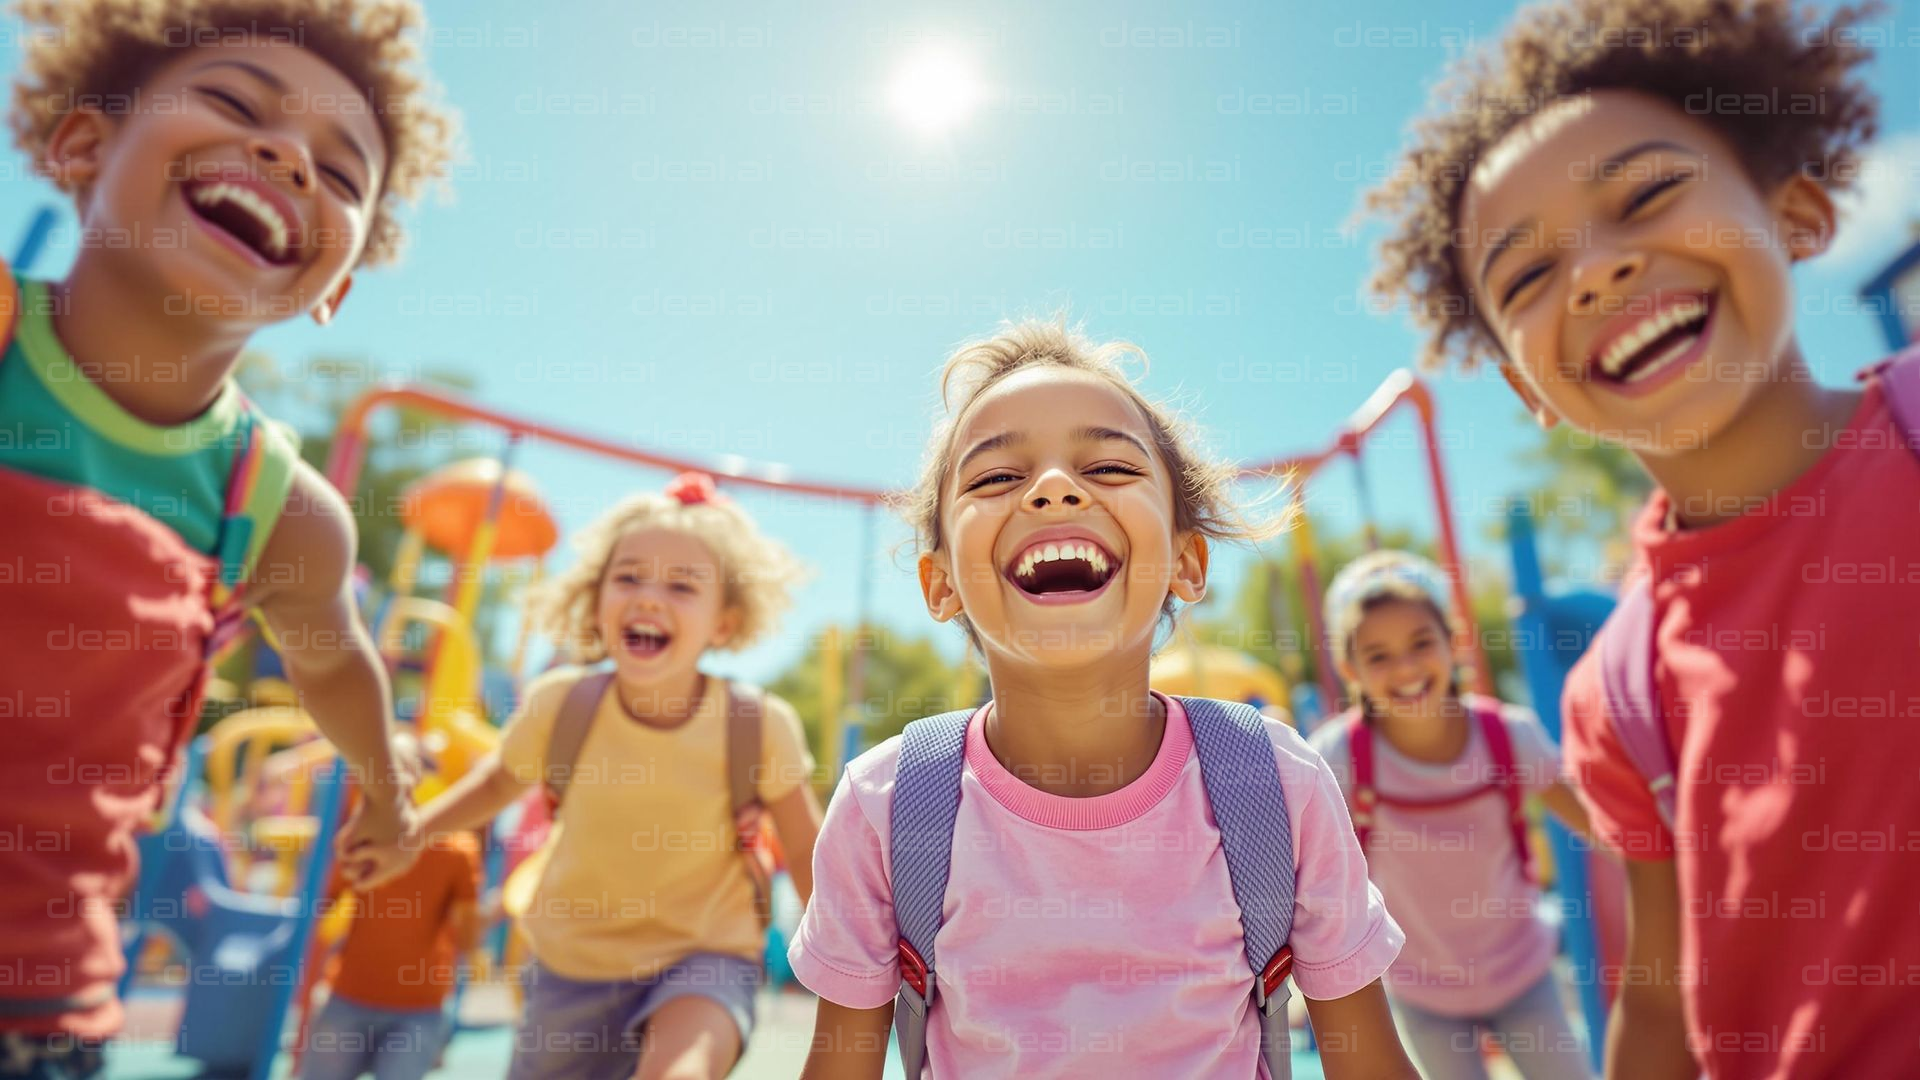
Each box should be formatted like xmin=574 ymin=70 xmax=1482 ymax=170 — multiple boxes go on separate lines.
xmin=303 ymin=736 xmax=484 ymax=1080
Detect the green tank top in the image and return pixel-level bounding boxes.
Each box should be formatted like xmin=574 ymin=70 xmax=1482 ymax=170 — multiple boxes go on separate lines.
xmin=0 ymin=277 xmax=300 ymax=579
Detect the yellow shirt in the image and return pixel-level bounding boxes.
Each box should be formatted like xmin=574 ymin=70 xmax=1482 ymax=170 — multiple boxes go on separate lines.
xmin=498 ymin=667 xmax=814 ymax=981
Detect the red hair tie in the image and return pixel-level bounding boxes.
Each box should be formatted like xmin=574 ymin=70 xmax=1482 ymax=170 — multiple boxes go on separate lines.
xmin=665 ymin=471 xmax=724 ymax=506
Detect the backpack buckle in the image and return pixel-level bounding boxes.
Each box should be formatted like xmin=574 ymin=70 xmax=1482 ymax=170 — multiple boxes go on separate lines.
xmin=897 ymin=938 xmax=932 ymax=1001
xmin=1252 ymin=945 xmax=1294 ymax=1014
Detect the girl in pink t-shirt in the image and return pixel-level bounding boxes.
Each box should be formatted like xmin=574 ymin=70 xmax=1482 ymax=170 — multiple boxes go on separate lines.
xmin=1307 ymin=551 xmax=1593 ymax=1080
xmin=791 ymin=321 xmax=1415 ymax=1079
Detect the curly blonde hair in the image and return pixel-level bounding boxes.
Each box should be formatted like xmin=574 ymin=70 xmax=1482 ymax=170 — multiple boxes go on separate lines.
xmin=1366 ymin=0 xmax=1881 ymax=371
xmin=10 ymin=0 xmax=460 ymax=267
xmin=900 ymin=317 xmax=1287 ymax=647
xmin=529 ymin=490 xmax=808 ymax=664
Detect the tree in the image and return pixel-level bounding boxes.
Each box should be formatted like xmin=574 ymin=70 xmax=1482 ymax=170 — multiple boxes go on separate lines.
xmin=1188 ymin=521 xmax=1520 ymax=713
xmin=766 ymin=624 xmax=968 ymax=790
xmin=1502 ymin=414 xmax=1652 ymax=584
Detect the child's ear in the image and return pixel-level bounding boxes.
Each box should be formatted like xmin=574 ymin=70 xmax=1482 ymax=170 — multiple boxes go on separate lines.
xmin=312 ymin=274 xmax=353 ymax=327
xmin=1498 ymin=362 xmax=1560 ymax=431
xmin=44 ymin=109 xmax=109 ymax=194
xmin=1169 ymin=533 xmax=1209 ymax=604
xmin=918 ymin=551 xmax=963 ymax=623
xmin=711 ymin=606 xmax=743 ymax=649
xmin=1772 ymin=174 xmax=1837 ymax=264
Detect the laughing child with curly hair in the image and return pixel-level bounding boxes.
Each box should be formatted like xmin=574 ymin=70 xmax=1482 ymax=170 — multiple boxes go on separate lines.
xmin=0 ymin=1 xmax=457 ymax=1073
xmin=419 ymin=476 xmax=823 ymax=1080
xmin=1367 ymin=1 xmax=1919 ymax=1075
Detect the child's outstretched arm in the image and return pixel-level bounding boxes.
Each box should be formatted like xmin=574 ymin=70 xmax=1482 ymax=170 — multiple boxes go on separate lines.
xmin=254 ymin=465 xmax=415 ymax=888
xmin=1306 ymin=980 xmax=1420 ymax=1079
xmin=800 ymin=999 xmax=892 ymax=1080
xmin=1539 ymin=780 xmax=1595 ymax=840
xmin=767 ymin=781 xmax=824 ymax=903
xmin=419 ymin=752 xmax=532 ymax=840
xmin=1609 ymin=858 xmax=1694 ymax=1080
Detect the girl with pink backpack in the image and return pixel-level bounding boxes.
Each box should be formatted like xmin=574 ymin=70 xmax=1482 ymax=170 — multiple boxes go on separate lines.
xmin=1307 ymin=551 xmax=1594 ymax=1080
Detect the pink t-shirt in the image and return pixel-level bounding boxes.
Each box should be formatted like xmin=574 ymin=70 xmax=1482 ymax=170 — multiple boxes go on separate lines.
xmin=791 ymin=694 xmax=1402 ymax=1078
xmin=1308 ymin=698 xmax=1563 ymax=1017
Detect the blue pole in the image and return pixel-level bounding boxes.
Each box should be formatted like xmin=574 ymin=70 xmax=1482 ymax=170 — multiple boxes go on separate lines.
xmin=12 ymin=206 xmax=57 ymax=272
xmin=250 ymin=759 xmax=349 ymax=1080
xmin=1505 ymin=504 xmax=1608 ymax=1073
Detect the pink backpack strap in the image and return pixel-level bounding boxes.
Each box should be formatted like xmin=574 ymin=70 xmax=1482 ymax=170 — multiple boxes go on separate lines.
xmin=1474 ymin=701 xmax=1534 ymax=885
xmin=1595 ymin=579 xmax=1678 ymax=831
xmin=1345 ymin=711 xmax=1376 ymax=855
xmin=1860 ymin=344 xmax=1920 ymax=462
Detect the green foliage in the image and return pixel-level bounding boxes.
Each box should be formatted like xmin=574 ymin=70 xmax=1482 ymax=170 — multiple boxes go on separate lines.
xmin=236 ymin=352 xmax=481 ymax=589
xmin=1187 ymin=521 xmax=1519 ymax=712
xmin=1501 ymin=414 xmax=1653 ymax=576
xmin=765 ymin=624 xmax=969 ymax=787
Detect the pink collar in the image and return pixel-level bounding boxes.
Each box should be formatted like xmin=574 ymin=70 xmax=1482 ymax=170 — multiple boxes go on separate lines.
xmin=964 ymin=692 xmax=1192 ymax=831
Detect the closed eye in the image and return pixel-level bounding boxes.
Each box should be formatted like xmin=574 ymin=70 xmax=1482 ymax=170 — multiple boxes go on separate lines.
xmin=197 ymin=86 xmax=259 ymax=123
xmin=1086 ymin=463 xmax=1145 ymax=478
xmin=321 ymin=164 xmax=363 ymax=202
xmin=1625 ymin=174 xmax=1689 ymax=216
xmin=965 ymin=471 xmax=1021 ymax=491
xmin=1500 ymin=262 xmax=1550 ymax=310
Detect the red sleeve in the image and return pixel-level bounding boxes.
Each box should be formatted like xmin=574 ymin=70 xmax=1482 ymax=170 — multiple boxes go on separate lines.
xmin=1562 ymin=648 xmax=1674 ymax=861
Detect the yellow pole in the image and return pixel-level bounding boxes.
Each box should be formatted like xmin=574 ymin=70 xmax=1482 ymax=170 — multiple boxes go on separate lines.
xmin=818 ymin=625 xmax=844 ymax=777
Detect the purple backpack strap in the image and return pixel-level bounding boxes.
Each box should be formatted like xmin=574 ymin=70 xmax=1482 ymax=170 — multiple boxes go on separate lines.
xmin=1594 ymin=579 xmax=1678 ymax=830
xmin=888 ymin=708 xmax=973 ymax=1080
xmin=1180 ymin=697 xmax=1295 ymax=1080
xmin=1861 ymin=344 xmax=1920 ymax=462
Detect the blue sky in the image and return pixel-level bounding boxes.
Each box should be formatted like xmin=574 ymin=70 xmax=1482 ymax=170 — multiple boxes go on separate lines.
xmin=2 ymin=0 xmax=1915 ymax=686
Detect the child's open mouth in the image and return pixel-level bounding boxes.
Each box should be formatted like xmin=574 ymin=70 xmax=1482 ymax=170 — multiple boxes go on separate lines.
xmin=183 ymin=178 xmax=300 ymax=267
xmin=1387 ymin=677 xmax=1435 ymax=705
xmin=1587 ymin=291 xmax=1716 ymax=397
xmin=620 ymin=622 xmax=673 ymax=659
xmin=1007 ymin=538 xmax=1120 ymax=605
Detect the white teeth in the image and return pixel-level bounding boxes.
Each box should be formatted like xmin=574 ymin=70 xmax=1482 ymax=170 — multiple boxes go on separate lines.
xmin=1013 ymin=542 xmax=1114 ymax=581
xmin=1599 ymin=298 xmax=1707 ymax=376
xmin=1393 ymin=681 xmax=1428 ymax=698
xmin=189 ymin=182 xmax=291 ymax=259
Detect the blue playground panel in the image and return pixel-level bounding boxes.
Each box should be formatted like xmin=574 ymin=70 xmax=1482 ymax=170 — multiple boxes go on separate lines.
xmin=1505 ymin=503 xmax=1617 ymax=1073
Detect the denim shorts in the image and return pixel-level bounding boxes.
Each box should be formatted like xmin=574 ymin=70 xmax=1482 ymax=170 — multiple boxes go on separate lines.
xmin=506 ymin=953 xmax=761 ymax=1080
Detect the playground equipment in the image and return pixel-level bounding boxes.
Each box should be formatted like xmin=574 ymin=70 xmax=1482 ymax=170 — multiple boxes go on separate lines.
xmin=119 ymin=736 xmax=349 ymax=1080
xmin=1504 ymin=503 xmax=1627 ymax=1072
xmin=1237 ymin=370 xmax=1491 ymax=714
xmin=1150 ymin=638 xmax=1291 ymax=722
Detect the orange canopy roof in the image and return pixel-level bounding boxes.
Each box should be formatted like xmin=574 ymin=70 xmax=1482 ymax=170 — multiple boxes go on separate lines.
xmin=402 ymin=458 xmax=559 ymax=558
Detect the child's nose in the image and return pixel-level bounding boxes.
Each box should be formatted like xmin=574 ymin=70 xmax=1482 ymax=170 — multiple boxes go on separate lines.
xmin=1567 ymin=247 xmax=1648 ymax=315
xmin=1025 ymin=468 xmax=1087 ymax=510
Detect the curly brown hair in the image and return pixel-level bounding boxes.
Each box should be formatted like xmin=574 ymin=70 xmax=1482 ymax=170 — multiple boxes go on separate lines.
xmin=1366 ymin=0 xmax=1882 ymax=370
xmin=10 ymin=0 xmax=460 ymax=267
xmin=900 ymin=318 xmax=1288 ymax=649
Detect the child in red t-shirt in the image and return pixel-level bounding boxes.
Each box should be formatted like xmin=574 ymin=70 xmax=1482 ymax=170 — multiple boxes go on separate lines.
xmin=1366 ymin=1 xmax=1919 ymax=1076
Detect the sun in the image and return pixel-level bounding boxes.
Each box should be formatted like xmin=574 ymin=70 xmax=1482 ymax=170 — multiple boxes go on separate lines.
xmin=886 ymin=46 xmax=984 ymax=137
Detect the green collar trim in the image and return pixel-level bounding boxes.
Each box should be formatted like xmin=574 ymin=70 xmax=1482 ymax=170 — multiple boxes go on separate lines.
xmin=14 ymin=279 xmax=242 ymax=456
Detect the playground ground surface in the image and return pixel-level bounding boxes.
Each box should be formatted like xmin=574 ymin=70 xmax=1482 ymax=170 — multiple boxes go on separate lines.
xmin=105 ymin=981 xmax=1363 ymax=1080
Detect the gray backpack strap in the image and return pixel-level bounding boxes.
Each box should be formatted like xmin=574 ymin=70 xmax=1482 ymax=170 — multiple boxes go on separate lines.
xmin=726 ymin=682 xmax=775 ymax=931
xmin=545 ymin=670 xmax=614 ymax=809
xmin=1181 ymin=696 xmax=1296 ymax=1080
xmin=1594 ymin=579 xmax=1678 ymax=831
xmin=887 ymin=708 xmax=973 ymax=1080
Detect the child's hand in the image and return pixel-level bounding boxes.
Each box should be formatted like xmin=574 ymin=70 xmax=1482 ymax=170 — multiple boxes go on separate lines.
xmin=735 ymin=804 xmax=765 ymax=847
xmin=337 ymin=790 xmax=422 ymax=890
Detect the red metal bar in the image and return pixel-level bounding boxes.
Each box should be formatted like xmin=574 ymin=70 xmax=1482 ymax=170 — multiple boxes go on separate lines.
xmin=323 ymin=383 xmax=891 ymax=506
xmin=1239 ymin=371 xmax=1492 ymax=698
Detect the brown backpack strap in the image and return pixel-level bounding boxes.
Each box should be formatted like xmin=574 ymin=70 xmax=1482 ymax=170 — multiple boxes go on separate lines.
xmin=726 ymin=682 xmax=764 ymax=814
xmin=726 ymin=682 xmax=774 ymax=930
xmin=546 ymin=670 xmax=614 ymax=810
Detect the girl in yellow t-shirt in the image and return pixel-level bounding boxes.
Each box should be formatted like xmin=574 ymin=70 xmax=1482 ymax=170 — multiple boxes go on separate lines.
xmin=420 ymin=473 xmax=822 ymax=1080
